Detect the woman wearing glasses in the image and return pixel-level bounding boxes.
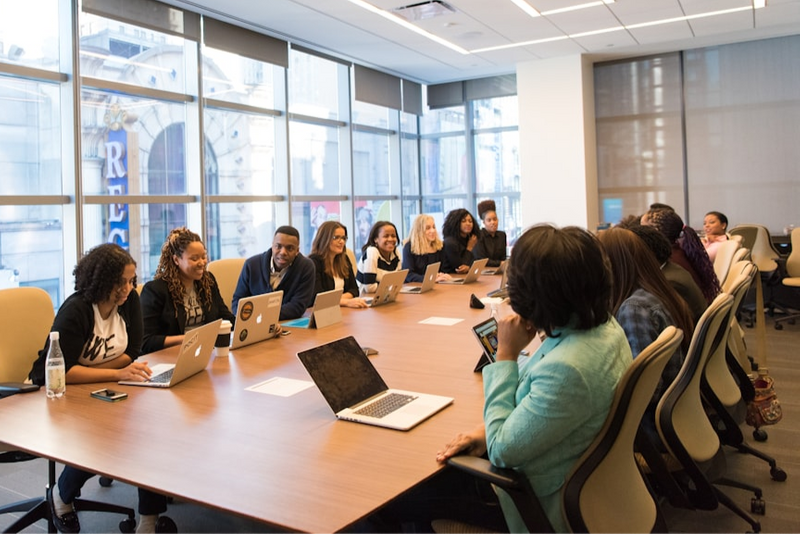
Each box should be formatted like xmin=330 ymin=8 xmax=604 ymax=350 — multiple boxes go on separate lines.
xmin=309 ymin=220 xmax=368 ymax=308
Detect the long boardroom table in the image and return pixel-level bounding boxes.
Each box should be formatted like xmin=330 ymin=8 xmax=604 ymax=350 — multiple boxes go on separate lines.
xmin=0 ymin=275 xmax=514 ymax=532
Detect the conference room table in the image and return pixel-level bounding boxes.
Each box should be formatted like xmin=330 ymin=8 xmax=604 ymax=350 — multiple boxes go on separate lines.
xmin=0 ymin=275 xmax=517 ymax=532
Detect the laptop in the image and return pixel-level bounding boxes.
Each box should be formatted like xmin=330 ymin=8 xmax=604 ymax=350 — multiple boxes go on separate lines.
xmin=230 ymin=291 xmax=283 ymax=349
xmin=119 ymin=319 xmax=220 ymax=388
xmin=281 ymin=288 xmax=343 ymax=329
xmin=482 ymin=260 xmax=507 ymax=276
xmin=362 ymin=269 xmax=408 ymax=307
xmin=297 ymin=336 xmax=454 ymax=431
xmin=487 ymin=264 xmax=510 ymax=298
xmin=438 ymin=258 xmax=489 ymax=285
xmin=400 ymin=262 xmax=440 ymax=294
xmin=472 ymin=317 xmax=498 ymax=372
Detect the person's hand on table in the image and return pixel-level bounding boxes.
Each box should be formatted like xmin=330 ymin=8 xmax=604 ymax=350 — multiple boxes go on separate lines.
xmin=118 ymin=361 xmax=152 ymax=382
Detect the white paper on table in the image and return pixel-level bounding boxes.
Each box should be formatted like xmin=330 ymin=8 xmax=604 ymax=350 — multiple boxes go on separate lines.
xmin=418 ymin=316 xmax=464 ymax=326
xmin=246 ymin=377 xmax=314 ymax=397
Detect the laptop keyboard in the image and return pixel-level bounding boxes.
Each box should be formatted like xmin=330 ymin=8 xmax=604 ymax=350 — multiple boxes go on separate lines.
xmin=355 ymin=392 xmax=417 ymax=418
xmin=148 ymin=368 xmax=174 ymax=384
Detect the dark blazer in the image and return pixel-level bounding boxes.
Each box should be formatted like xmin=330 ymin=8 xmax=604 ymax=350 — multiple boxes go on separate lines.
xmin=232 ymin=250 xmax=316 ymax=320
xmin=309 ymin=253 xmax=359 ymax=298
xmin=29 ymin=290 xmax=143 ymax=385
xmin=140 ymin=273 xmax=235 ymax=354
xmin=401 ymin=241 xmax=444 ymax=283
xmin=473 ymin=228 xmax=507 ymax=268
xmin=442 ymin=235 xmax=474 ymax=273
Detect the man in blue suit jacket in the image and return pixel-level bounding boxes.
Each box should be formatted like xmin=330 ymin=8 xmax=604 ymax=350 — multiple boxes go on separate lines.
xmin=232 ymin=226 xmax=316 ymax=321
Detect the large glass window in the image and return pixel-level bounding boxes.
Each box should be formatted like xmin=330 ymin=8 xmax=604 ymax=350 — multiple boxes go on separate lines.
xmin=0 ymin=0 xmax=61 ymax=72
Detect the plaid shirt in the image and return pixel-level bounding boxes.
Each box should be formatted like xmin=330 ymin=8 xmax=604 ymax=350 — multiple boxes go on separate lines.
xmin=616 ymin=288 xmax=685 ymax=403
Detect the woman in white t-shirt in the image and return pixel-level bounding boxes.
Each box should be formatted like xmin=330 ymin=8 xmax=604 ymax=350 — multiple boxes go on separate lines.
xmin=356 ymin=221 xmax=402 ymax=293
xmin=27 ymin=243 xmax=174 ymax=533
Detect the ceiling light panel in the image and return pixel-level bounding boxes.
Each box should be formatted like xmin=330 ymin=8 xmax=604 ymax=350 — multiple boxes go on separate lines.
xmin=687 ymin=7 xmax=755 ymax=36
xmin=606 ymin=0 xmax=687 ymax=26
xmin=538 ymin=3 xmax=620 ymax=34
xmin=457 ymin=0 xmax=565 ymax=43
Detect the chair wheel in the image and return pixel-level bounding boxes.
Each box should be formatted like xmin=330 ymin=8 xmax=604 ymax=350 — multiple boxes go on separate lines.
xmin=771 ymin=467 xmax=787 ymax=481
xmin=99 ymin=476 xmax=114 ymax=487
xmin=119 ymin=518 xmax=136 ymax=533
xmin=751 ymin=497 xmax=766 ymax=515
xmin=753 ymin=428 xmax=768 ymax=441
xmin=156 ymin=515 xmax=178 ymax=533
xmin=774 ymin=323 xmax=783 ymax=330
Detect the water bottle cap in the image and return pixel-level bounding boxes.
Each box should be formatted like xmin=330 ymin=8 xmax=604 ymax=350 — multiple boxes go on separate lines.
xmin=49 ymin=331 xmax=59 ymax=340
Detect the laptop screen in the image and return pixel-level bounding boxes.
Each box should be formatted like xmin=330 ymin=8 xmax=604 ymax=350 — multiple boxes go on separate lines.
xmin=298 ymin=336 xmax=388 ymax=414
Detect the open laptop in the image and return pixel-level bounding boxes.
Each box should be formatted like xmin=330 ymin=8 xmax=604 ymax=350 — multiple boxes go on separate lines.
xmin=362 ymin=269 xmax=408 ymax=307
xmin=438 ymin=258 xmax=489 ymax=285
xmin=297 ymin=336 xmax=454 ymax=431
xmin=482 ymin=259 xmax=507 ymax=276
xmin=400 ymin=262 xmax=440 ymax=294
xmin=119 ymin=319 xmax=220 ymax=388
xmin=281 ymin=288 xmax=343 ymax=329
xmin=486 ymin=264 xmax=509 ymax=298
xmin=231 ymin=291 xmax=283 ymax=349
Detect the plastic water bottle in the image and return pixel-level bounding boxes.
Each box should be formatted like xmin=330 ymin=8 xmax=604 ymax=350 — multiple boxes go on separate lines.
xmin=45 ymin=331 xmax=66 ymax=399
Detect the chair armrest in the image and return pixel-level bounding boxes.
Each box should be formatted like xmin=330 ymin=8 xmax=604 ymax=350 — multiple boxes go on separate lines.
xmin=447 ymin=456 xmax=555 ymax=533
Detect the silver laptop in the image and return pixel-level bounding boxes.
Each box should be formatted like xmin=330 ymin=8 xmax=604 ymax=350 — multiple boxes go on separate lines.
xmin=400 ymin=262 xmax=440 ymax=294
xmin=363 ymin=269 xmax=408 ymax=307
xmin=482 ymin=260 xmax=507 ymax=276
xmin=438 ymin=258 xmax=489 ymax=284
xmin=119 ymin=319 xmax=220 ymax=388
xmin=487 ymin=264 xmax=510 ymax=298
xmin=280 ymin=288 xmax=343 ymax=329
xmin=230 ymin=291 xmax=283 ymax=349
xmin=297 ymin=336 xmax=453 ymax=431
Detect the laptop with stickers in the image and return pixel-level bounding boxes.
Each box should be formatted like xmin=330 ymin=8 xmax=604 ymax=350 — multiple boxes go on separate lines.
xmin=230 ymin=291 xmax=283 ymax=350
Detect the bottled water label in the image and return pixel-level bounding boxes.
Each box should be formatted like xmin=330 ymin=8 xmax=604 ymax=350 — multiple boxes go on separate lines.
xmin=46 ymin=366 xmax=66 ymax=398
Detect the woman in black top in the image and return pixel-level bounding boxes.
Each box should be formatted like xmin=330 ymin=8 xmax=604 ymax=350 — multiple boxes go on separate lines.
xmin=473 ymin=199 xmax=507 ymax=268
xmin=441 ymin=208 xmax=479 ymax=274
xmin=401 ymin=214 xmax=451 ymax=283
xmin=309 ymin=220 xmax=368 ymax=308
xmin=140 ymin=227 xmax=235 ymax=354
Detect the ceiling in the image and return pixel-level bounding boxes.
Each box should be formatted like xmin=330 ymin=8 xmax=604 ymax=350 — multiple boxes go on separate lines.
xmin=166 ymin=0 xmax=800 ymax=84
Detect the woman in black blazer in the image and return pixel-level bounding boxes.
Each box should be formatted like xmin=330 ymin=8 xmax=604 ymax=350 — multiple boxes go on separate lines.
xmin=141 ymin=227 xmax=235 ymax=354
xmin=308 ymin=221 xmax=368 ymax=309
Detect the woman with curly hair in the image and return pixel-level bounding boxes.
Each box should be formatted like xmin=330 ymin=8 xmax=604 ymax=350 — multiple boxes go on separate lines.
xmin=28 ymin=243 xmax=175 ymax=534
xmin=401 ymin=214 xmax=451 ymax=283
xmin=441 ymin=208 xmax=479 ymax=274
xmin=309 ymin=220 xmax=368 ymax=308
xmin=141 ymin=227 xmax=235 ymax=354
xmin=642 ymin=208 xmax=721 ymax=304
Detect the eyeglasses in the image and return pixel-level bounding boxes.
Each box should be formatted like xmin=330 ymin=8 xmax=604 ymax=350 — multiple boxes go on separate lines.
xmin=332 ymin=235 xmax=348 ymax=242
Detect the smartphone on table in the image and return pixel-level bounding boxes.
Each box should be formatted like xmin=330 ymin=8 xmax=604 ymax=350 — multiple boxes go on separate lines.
xmin=90 ymin=388 xmax=128 ymax=402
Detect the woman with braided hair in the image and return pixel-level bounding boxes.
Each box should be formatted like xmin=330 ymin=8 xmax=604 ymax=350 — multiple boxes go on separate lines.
xmin=141 ymin=227 xmax=235 ymax=354
xmin=641 ymin=208 xmax=721 ymax=304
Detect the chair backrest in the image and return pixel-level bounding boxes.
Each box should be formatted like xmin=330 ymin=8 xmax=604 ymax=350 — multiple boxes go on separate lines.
xmin=713 ymin=240 xmax=740 ymax=287
xmin=563 ymin=326 xmax=683 ymax=534
xmin=730 ymin=224 xmax=778 ymax=273
xmin=732 ymin=247 xmax=750 ymax=263
xmin=656 ymin=293 xmax=733 ymax=509
xmin=785 ymin=227 xmax=800 ymax=278
xmin=345 ymin=247 xmax=358 ymax=277
xmin=722 ymin=260 xmax=752 ymax=294
xmin=704 ymin=271 xmax=754 ymax=409
xmin=0 ymin=287 xmax=55 ymax=382
xmin=207 ymin=258 xmax=246 ymax=310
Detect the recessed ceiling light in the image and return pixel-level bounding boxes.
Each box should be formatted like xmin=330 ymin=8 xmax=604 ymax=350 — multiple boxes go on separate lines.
xmin=392 ymin=1 xmax=455 ymax=21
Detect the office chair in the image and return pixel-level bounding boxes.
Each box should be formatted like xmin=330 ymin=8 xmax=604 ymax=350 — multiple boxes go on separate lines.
xmin=712 ymin=240 xmax=740 ymax=288
xmin=730 ymin=224 xmax=784 ymax=322
xmin=207 ymin=257 xmax=246 ymax=310
xmin=438 ymin=327 xmax=684 ymax=534
xmin=773 ymin=227 xmax=800 ymax=330
xmin=655 ymin=294 xmax=763 ymax=533
xmin=0 ymin=287 xmax=135 ymax=533
xmin=701 ymin=270 xmax=786 ymax=481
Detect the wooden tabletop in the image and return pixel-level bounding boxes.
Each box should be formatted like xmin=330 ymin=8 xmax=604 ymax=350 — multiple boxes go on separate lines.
xmin=0 ymin=276 xmax=510 ymax=532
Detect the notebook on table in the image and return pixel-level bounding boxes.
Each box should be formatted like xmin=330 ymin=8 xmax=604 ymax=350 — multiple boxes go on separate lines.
xmin=297 ymin=336 xmax=454 ymax=431
xmin=281 ymin=288 xmax=343 ymax=329
xmin=231 ymin=291 xmax=283 ymax=349
xmin=400 ymin=262 xmax=440 ymax=294
xmin=362 ymin=269 xmax=408 ymax=307
xmin=438 ymin=258 xmax=488 ymax=285
xmin=119 ymin=319 xmax=220 ymax=388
